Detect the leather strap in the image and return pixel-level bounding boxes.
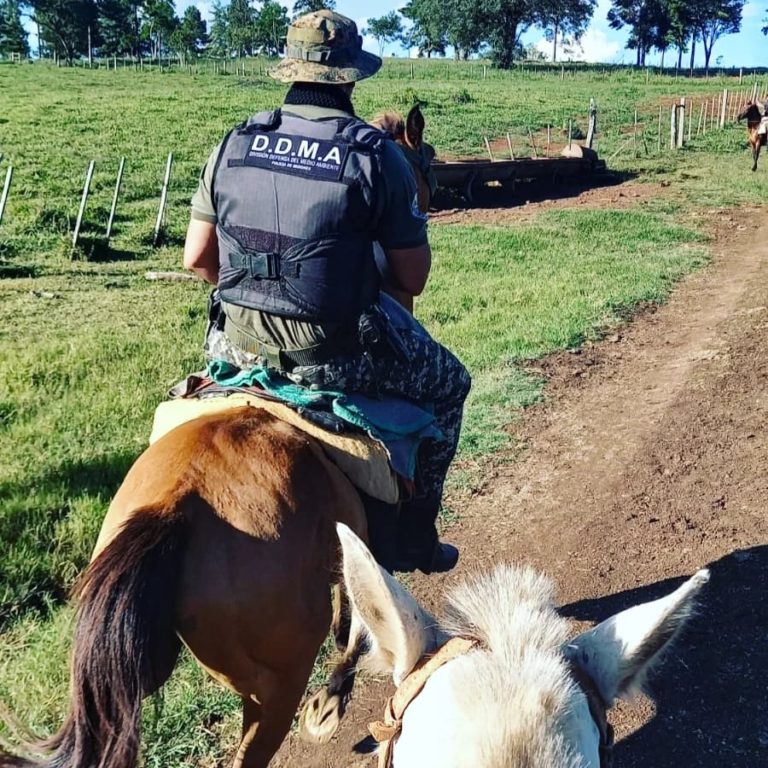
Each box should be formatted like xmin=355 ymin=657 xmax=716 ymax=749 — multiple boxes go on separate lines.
xmin=368 ymin=638 xmax=613 ymax=768
xmin=368 ymin=637 xmax=477 ymax=768
xmin=569 ymin=662 xmax=614 ymax=768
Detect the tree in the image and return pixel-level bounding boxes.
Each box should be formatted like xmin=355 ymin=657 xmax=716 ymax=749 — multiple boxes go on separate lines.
xmin=664 ymin=0 xmax=692 ymax=70
xmin=400 ymin=0 xmax=447 ymax=57
xmin=142 ymin=0 xmax=178 ymax=60
xmin=364 ymin=11 xmax=404 ymax=56
xmin=228 ymin=0 xmax=257 ymax=56
xmin=0 ymin=0 xmax=29 ymax=57
xmin=687 ymin=0 xmax=744 ymax=72
xmin=291 ymin=0 xmax=334 ymax=18
xmin=255 ymin=0 xmax=289 ymax=55
xmin=29 ymin=0 xmax=99 ymax=63
xmin=208 ymin=0 xmax=230 ymax=56
xmin=479 ymin=0 xmax=532 ymax=68
xmin=442 ymin=0 xmax=486 ymax=60
xmin=607 ymin=0 xmax=669 ymax=66
xmin=97 ymin=0 xmax=142 ymax=57
xmin=534 ymin=0 xmax=596 ymax=62
xmin=170 ymin=5 xmax=207 ymax=62
xmin=763 ymin=8 xmax=767 ymax=34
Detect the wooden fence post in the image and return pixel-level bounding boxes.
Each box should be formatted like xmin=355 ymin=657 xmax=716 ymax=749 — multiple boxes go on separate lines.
xmin=633 ymin=109 xmax=638 ymax=156
xmin=657 ymin=106 xmax=663 ymax=152
xmin=506 ymin=132 xmax=515 ymax=160
xmin=0 ymin=166 xmax=13 ymax=226
xmin=106 ymin=157 xmax=126 ymax=241
xmin=483 ymin=137 xmax=494 ymax=161
xmin=586 ymin=97 xmax=597 ymax=148
xmin=669 ymin=105 xmax=677 ymax=150
xmin=677 ymin=97 xmax=686 ymax=148
xmin=154 ymin=152 xmax=174 ymax=246
xmin=719 ymin=89 xmax=728 ymax=128
xmin=71 ymin=160 xmax=96 ymax=257
xmin=528 ymin=127 xmax=539 ymax=158
xmin=688 ymin=99 xmax=693 ymax=142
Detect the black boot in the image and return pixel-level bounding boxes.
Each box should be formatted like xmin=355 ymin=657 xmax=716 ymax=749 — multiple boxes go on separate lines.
xmin=394 ymin=494 xmax=459 ymax=575
xmin=359 ymin=491 xmax=400 ymax=573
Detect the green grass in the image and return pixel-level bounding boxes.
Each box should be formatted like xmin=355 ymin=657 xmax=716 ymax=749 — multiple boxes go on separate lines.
xmin=0 ymin=60 xmax=754 ymax=765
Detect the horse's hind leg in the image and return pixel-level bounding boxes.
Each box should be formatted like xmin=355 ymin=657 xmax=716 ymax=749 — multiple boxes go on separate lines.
xmin=753 ymin=143 xmax=760 ymax=172
xmin=331 ymin=583 xmax=351 ymax=651
xmin=234 ymin=674 xmax=309 ymax=768
xmin=298 ymin=613 xmax=367 ymax=744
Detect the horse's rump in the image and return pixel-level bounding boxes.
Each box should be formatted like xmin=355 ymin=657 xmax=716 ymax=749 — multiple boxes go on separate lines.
xmin=150 ymin=395 xmax=399 ymax=503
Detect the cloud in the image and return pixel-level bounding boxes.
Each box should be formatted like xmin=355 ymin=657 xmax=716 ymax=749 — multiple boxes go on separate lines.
xmin=535 ymin=28 xmax=624 ymax=64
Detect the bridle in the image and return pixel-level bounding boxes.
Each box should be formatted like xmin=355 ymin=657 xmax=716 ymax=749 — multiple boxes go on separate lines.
xmin=368 ymin=637 xmax=614 ymax=768
xmin=569 ymin=660 xmax=614 ymax=768
xmin=396 ymin=142 xmax=438 ymax=206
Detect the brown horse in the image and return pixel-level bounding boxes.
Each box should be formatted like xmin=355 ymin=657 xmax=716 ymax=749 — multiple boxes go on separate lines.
xmin=737 ymin=101 xmax=767 ymax=172
xmin=0 ymin=110 xmax=438 ymax=768
xmin=371 ymin=104 xmax=437 ymax=313
xmin=0 ymin=406 xmax=371 ymax=768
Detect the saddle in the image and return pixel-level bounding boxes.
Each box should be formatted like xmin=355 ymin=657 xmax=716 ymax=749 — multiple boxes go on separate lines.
xmin=150 ymin=374 xmax=401 ymax=503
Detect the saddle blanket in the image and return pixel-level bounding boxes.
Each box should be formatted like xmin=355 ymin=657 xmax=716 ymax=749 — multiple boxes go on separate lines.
xmin=150 ymin=393 xmax=400 ymax=503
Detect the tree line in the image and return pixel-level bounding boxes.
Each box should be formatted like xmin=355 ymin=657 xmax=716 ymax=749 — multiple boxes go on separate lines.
xmin=398 ymin=0 xmax=751 ymax=71
xmin=0 ymin=0 xmax=762 ymax=70
xmin=0 ymin=0 xmax=335 ymax=64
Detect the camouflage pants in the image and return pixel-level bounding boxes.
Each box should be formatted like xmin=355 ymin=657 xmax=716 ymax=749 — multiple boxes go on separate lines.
xmin=205 ymin=294 xmax=471 ymax=502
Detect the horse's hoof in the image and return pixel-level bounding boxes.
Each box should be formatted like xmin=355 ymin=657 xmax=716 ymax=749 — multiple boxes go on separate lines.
xmin=298 ymin=689 xmax=343 ymax=744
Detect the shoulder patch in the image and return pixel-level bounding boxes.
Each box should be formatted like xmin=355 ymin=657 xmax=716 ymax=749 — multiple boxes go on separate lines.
xmin=241 ymin=130 xmax=350 ymax=181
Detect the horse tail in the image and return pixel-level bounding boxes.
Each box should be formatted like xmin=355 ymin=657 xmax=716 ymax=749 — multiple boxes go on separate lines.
xmin=0 ymin=504 xmax=186 ymax=768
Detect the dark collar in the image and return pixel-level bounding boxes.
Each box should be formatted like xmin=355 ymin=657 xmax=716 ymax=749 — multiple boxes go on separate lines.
xmin=284 ymin=82 xmax=355 ymax=116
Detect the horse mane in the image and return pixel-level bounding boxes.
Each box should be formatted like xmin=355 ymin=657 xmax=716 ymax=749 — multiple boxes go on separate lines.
xmin=370 ymin=110 xmax=405 ymax=140
xmin=738 ymin=101 xmax=762 ymax=123
xmin=442 ymin=564 xmax=570 ymax=657
xmin=438 ymin=565 xmax=581 ymax=767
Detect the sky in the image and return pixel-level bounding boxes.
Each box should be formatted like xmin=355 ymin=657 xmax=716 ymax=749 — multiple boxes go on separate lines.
xmin=21 ymin=0 xmax=767 ymax=67
xmin=328 ymin=0 xmax=768 ymax=68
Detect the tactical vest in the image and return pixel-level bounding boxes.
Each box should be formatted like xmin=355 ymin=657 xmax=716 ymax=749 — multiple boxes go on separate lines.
xmin=213 ymin=109 xmax=388 ymax=323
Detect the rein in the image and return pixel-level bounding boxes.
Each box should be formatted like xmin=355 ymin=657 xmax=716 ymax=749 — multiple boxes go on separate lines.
xmin=368 ymin=636 xmax=476 ymax=768
xmin=368 ymin=638 xmax=614 ymax=768
xmin=397 ymin=143 xmax=438 ymax=200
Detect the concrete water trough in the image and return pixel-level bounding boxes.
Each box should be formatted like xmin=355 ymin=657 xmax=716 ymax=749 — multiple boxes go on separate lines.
xmin=432 ymin=146 xmax=606 ymax=202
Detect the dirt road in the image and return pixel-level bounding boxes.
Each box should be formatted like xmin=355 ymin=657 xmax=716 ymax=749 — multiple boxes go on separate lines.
xmin=275 ymin=208 xmax=768 ymax=767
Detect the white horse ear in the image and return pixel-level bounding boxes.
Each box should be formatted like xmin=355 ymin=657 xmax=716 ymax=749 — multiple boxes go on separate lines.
xmin=566 ymin=569 xmax=710 ymax=704
xmin=336 ymin=524 xmax=431 ymax=684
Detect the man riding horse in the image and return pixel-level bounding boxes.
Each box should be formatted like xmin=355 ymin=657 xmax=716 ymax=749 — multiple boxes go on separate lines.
xmin=183 ymin=10 xmax=471 ymax=575
xmin=760 ymin=98 xmax=768 ymax=137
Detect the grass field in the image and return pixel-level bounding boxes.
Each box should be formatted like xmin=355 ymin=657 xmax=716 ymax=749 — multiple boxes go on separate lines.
xmin=0 ymin=58 xmax=766 ymax=764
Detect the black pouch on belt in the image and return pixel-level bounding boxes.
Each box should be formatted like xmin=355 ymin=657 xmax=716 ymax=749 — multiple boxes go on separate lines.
xmin=207 ymin=289 xmax=226 ymax=332
xmin=358 ymin=305 xmax=410 ymax=363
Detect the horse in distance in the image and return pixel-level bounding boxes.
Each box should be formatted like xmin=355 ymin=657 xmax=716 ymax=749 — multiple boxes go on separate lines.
xmin=737 ymin=101 xmax=767 ymax=172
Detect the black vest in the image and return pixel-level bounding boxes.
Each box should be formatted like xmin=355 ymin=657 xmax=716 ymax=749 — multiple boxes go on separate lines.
xmin=213 ymin=109 xmax=388 ymax=323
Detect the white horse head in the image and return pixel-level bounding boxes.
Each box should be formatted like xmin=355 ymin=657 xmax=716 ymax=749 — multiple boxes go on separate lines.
xmin=337 ymin=524 xmax=709 ymax=768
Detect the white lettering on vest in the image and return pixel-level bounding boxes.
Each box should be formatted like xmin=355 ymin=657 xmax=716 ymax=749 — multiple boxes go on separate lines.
xmin=322 ymin=146 xmax=343 ymax=165
xmin=251 ymin=135 xmax=269 ymax=152
xmin=297 ymin=140 xmax=320 ymax=160
xmin=275 ymin=138 xmax=293 ymax=155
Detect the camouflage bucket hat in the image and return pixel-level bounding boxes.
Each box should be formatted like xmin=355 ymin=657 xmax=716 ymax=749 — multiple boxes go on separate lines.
xmin=269 ymin=10 xmax=382 ymax=85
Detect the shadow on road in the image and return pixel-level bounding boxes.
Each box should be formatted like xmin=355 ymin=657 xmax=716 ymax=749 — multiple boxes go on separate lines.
xmin=561 ymin=546 xmax=768 ymax=766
